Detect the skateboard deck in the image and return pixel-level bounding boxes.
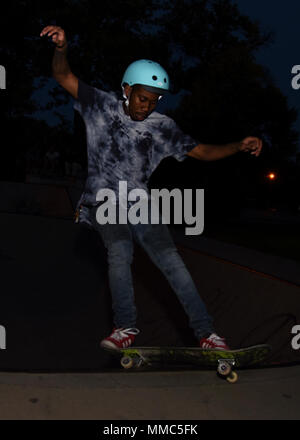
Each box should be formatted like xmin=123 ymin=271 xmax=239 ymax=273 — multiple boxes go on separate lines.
xmin=106 ymin=344 xmax=272 ymax=383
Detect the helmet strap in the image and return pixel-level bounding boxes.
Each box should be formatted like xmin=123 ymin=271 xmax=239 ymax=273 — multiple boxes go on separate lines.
xmin=121 ymin=85 xmax=162 ymax=106
xmin=122 ymin=86 xmax=130 ymax=107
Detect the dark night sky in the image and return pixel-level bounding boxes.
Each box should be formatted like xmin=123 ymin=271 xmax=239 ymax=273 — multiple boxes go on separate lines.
xmin=33 ymin=1 xmax=300 ymax=152
xmin=234 ymin=1 xmax=300 ymax=149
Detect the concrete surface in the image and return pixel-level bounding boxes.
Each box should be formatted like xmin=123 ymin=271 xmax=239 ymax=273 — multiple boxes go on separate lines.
xmin=171 ymin=227 xmax=300 ymax=286
xmin=0 ymin=365 xmax=299 ymax=420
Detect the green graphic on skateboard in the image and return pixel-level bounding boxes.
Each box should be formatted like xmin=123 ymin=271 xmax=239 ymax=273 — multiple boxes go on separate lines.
xmin=104 ymin=344 xmax=271 ymax=383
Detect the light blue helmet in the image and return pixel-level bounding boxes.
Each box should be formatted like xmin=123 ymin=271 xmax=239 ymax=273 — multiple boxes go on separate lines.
xmin=121 ymin=59 xmax=170 ymax=95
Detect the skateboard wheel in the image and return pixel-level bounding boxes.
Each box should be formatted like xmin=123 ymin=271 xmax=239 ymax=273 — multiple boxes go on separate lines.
xmin=226 ymin=371 xmax=238 ymax=384
xmin=120 ymin=356 xmax=134 ymax=369
xmin=217 ymin=361 xmax=231 ymax=376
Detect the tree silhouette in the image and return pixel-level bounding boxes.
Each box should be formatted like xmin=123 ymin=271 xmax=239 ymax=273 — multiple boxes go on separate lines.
xmin=1 ymin=0 xmax=298 ymax=215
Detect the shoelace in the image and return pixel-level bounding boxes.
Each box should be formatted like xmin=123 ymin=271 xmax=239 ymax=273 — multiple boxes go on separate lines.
xmin=202 ymin=334 xmax=226 ymax=348
xmin=112 ymin=328 xmax=140 ymax=341
xmin=209 ymin=334 xmax=225 ymax=343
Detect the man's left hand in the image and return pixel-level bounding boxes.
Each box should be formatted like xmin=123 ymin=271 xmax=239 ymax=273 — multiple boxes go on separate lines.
xmin=238 ymin=137 xmax=263 ymax=157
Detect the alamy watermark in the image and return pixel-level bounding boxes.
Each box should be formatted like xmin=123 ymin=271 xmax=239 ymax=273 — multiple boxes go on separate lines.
xmin=0 ymin=66 xmax=7 ymax=350
xmin=291 ymin=325 xmax=300 ymax=350
xmin=0 ymin=325 xmax=6 ymax=350
xmin=289 ymin=71 xmax=300 ymax=350
xmin=95 ymin=181 xmax=204 ymax=235
xmin=291 ymin=65 xmax=300 ymax=90
xmin=0 ymin=65 xmax=6 ymax=90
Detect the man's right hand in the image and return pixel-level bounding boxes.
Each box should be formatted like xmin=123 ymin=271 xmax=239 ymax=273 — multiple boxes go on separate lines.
xmin=41 ymin=25 xmax=78 ymax=99
xmin=40 ymin=26 xmax=67 ymax=49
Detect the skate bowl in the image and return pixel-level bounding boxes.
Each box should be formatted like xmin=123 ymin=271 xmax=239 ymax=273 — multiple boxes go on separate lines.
xmin=0 ymin=182 xmax=299 ymax=370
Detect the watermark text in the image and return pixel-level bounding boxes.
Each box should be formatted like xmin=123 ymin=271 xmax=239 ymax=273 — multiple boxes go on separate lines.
xmin=96 ymin=181 xmax=204 ymax=235
xmin=0 ymin=65 xmax=6 ymax=90
xmin=0 ymin=325 xmax=6 ymax=350
xmin=291 ymin=65 xmax=300 ymax=90
xmin=291 ymin=325 xmax=300 ymax=350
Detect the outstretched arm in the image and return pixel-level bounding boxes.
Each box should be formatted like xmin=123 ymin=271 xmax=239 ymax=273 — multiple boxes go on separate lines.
xmin=187 ymin=137 xmax=263 ymax=161
xmin=40 ymin=25 xmax=78 ymax=99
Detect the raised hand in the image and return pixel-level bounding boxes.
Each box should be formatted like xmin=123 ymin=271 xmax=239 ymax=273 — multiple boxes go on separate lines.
xmin=40 ymin=26 xmax=67 ymax=49
xmin=239 ymin=137 xmax=263 ymax=157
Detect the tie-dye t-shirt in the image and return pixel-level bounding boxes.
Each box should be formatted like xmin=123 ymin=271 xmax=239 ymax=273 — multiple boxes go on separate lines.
xmin=73 ymin=79 xmax=198 ymax=225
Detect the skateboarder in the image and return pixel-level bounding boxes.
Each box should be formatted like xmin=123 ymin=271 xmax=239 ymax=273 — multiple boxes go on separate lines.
xmin=40 ymin=26 xmax=262 ymax=351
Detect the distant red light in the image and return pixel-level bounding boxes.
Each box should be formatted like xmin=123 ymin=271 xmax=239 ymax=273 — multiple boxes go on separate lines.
xmin=267 ymin=172 xmax=276 ymax=181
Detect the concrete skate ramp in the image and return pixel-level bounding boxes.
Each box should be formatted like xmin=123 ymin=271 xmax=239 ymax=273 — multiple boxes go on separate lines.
xmin=0 ymin=212 xmax=299 ymax=371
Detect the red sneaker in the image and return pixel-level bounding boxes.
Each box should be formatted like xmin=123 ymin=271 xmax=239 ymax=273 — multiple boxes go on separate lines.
xmin=199 ymin=333 xmax=230 ymax=350
xmin=100 ymin=327 xmax=140 ymax=351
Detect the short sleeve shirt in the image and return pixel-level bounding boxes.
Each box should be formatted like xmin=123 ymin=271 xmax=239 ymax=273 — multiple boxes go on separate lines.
xmin=73 ymin=80 xmax=198 ymax=224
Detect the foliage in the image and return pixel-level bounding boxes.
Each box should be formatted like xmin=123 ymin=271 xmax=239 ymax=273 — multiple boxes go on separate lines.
xmin=1 ymin=0 xmax=298 ymax=202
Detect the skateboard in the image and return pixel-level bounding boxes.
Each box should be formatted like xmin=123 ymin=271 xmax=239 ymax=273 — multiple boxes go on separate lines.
xmin=106 ymin=344 xmax=271 ymax=383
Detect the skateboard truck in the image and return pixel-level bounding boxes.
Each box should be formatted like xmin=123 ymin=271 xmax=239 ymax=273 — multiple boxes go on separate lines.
xmin=120 ymin=352 xmax=148 ymax=369
xmin=217 ymin=359 xmax=238 ymax=383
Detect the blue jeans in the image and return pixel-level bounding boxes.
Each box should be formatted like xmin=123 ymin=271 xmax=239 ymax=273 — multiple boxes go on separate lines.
xmin=91 ymin=205 xmax=214 ymax=340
